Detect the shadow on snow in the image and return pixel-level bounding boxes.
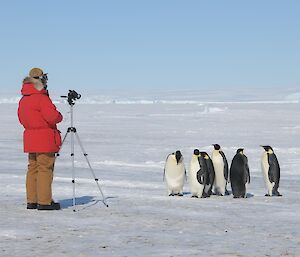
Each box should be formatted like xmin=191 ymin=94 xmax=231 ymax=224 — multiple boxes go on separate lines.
xmin=59 ymin=195 xmax=117 ymax=210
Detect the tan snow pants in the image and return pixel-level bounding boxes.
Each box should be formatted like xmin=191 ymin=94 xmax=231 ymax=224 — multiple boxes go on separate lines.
xmin=26 ymin=153 xmax=55 ymax=205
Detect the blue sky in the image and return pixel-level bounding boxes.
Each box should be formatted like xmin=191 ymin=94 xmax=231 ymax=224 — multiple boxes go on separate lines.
xmin=0 ymin=0 xmax=299 ymax=94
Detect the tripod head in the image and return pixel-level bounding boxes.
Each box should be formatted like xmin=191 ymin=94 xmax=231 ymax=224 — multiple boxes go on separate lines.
xmin=61 ymin=90 xmax=81 ymax=106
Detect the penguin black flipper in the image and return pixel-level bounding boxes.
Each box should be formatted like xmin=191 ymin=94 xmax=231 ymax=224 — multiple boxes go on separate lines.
xmin=197 ymin=169 xmax=205 ymax=184
xmin=196 ymin=156 xmax=203 ymax=184
xmin=267 ymin=153 xmax=281 ymax=195
xmin=197 ymin=156 xmax=208 ymax=185
xmin=267 ymin=153 xmax=280 ymax=184
xmin=207 ymin=158 xmax=215 ymax=195
xmin=220 ymin=151 xmax=229 ymax=181
xmin=267 ymin=165 xmax=275 ymax=183
xmin=206 ymin=158 xmax=215 ymax=185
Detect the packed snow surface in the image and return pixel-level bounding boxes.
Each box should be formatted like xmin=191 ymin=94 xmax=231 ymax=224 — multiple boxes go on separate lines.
xmin=0 ymin=90 xmax=299 ymax=257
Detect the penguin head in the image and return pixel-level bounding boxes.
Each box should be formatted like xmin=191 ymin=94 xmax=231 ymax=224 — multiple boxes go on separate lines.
xmin=175 ymin=150 xmax=182 ymax=164
xmin=193 ymin=149 xmax=200 ymax=156
xmin=212 ymin=144 xmax=221 ymax=150
xmin=261 ymin=145 xmax=274 ymax=154
xmin=200 ymin=152 xmax=209 ymax=160
xmin=236 ymin=148 xmax=244 ymax=155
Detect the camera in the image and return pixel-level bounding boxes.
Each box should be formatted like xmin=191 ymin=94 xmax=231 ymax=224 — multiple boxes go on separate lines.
xmin=61 ymin=90 xmax=81 ymax=105
xmin=41 ymin=73 xmax=48 ymax=85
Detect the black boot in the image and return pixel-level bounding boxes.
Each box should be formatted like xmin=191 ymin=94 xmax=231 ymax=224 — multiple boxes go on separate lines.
xmin=27 ymin=203 xmax=37 ymax=209
xmin=37 ymin=201 xmax=61 ymax=211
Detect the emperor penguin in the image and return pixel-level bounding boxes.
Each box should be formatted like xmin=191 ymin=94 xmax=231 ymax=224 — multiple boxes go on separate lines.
xmin=261 ymin=145 xmax=282 ymax=196
xmin=196 ymin=153 xmax=209 ymax=198
xmin=200 ymin=152 xmax=215 ymax=197
xmin=189 ymin=149 xmax=205 ymax=198
xmin=164 ymin=150 xmax=186 ymax=196
xmin=211 ymin=144 xmax=229 ymax=196
xmin=230 ymin=148 xmax=250 ymax=198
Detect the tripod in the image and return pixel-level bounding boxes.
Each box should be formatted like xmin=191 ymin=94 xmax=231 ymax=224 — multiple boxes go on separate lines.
xmin=57 ymin=102 xmax=108 ymax=211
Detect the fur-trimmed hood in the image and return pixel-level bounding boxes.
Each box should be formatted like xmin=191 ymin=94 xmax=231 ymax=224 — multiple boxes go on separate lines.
xmin=23 ymin=76 xmax=44 ymax=91
xmin=21 ymin=77 xmax=47 ymax=96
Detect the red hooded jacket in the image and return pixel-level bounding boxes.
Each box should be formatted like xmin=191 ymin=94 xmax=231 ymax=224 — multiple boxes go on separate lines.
xmin=18 ymin=78 xmax=63 ymax=153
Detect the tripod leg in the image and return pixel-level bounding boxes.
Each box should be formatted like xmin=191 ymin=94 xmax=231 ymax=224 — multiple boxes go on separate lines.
xmin=61 ymin=131 xmax=69 ymax=151
xmin=55 ymin=131 xmax=76 ymax=211
xmin=56 ymin=131 xmax=69 ymax=157
xmin=54 ymin=130 xmax=77 ymax=211
xmin=71 ymin=131 xmax=76 ymax=212
xmin=74 ymin=132 xmax=108 ymax=207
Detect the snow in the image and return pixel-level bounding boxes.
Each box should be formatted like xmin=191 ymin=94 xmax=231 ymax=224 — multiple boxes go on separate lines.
xmin=0 ymin=90 xmax=300 ymax=256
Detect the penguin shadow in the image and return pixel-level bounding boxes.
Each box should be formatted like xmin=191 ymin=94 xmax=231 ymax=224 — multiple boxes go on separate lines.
xmin=245 ymin=193 xmax=254 ymax=198
xmin=59 ymin=196 xmax=117 ymax=210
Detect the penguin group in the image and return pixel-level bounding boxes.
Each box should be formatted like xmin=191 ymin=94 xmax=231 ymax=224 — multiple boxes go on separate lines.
xmin=164 ymin=145 xmax=282 ymax=198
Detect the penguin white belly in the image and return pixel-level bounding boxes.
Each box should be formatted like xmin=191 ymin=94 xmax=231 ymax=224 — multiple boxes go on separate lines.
xmin=212 ymin=155 xmax=226 ymax=195
xmin=165 ymin=163 xmax=185 ymax=195
xmin=261 ymin=153 xmax=274 ymax=195
xmin=189 ymin=161 xmax=204 ymax=197
xmin=244 ymin=182 xmax=248 ymax=197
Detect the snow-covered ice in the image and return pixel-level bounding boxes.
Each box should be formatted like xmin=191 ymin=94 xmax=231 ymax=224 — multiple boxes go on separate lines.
xmin=0 ymin=89 xmax=299 ymax=257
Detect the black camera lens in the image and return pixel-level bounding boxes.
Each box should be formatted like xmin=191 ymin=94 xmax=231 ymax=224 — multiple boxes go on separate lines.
xmin=61 ymin=90 xmax=81 ymax=105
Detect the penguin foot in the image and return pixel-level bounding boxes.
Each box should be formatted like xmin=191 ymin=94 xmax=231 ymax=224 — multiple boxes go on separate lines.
xmin=191 ymin=195 xmax=198 ymax=198
xmin=233 ymin=195 xmax=242 ymax=198
xmin=177 ymin=193 xmax=184 ymax=197
xmin=233 ymin=195 xmax=245 ymax=198
xmin=201 ymin=193 xmax=210 ymax=198
xmin=273 ymin=192 xmax=282 ymax=197
xmin=265 ymin=194 xmax=271 ymax=197
xmin=225 ymin=190 xmax=230 ymax=196
xmin=168 ymin=193 xmax=174 ymax=196
xmin=216 ymin=192 xmax=224 ymax=196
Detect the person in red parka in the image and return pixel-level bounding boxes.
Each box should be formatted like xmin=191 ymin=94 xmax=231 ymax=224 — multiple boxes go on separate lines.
xmin=18 ymin=68 xmax=62 ymax=210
